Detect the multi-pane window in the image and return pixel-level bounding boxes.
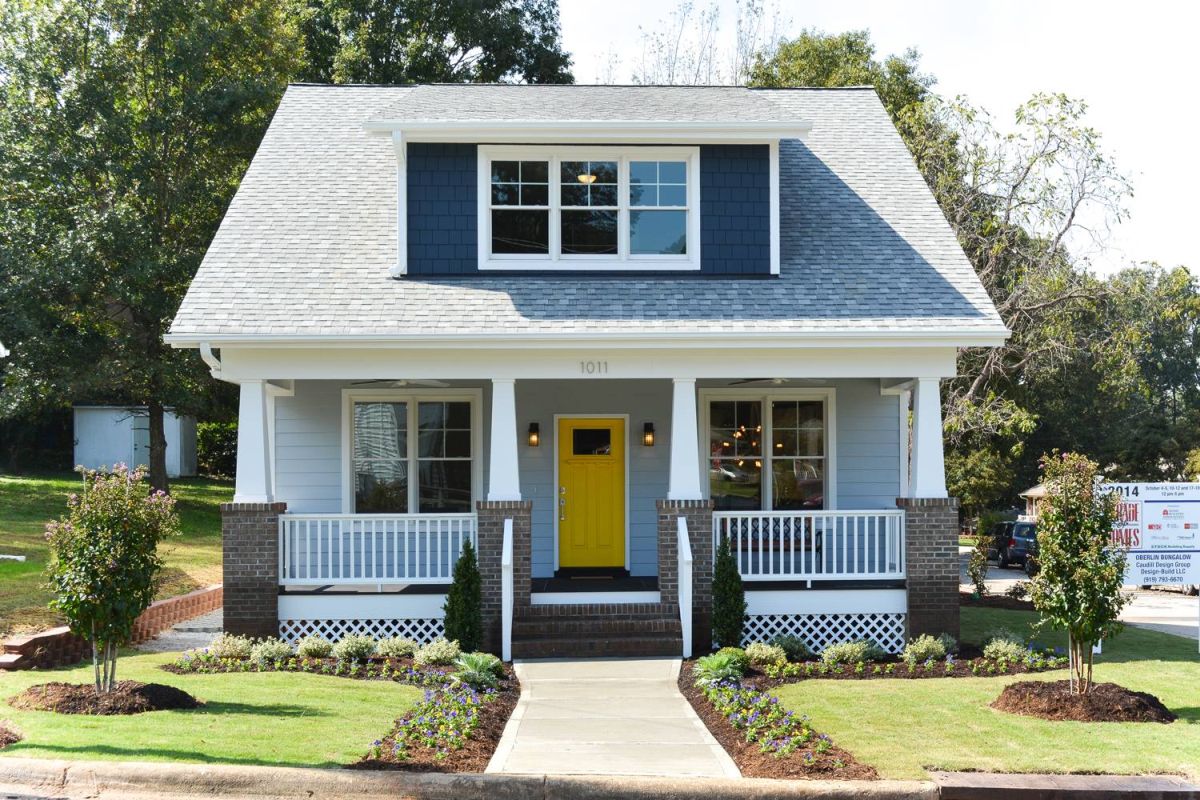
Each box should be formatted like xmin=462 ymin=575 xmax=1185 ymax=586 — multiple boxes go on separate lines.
xmin=490 ymin=160 xmax=549 ymax=254
xmin=352 ymin=398 xmax=474 ymax=514
xmin=482 ymin=147 xmax=697 ymax=268
xmin=707 ymin=397 xmax=827 ymax=511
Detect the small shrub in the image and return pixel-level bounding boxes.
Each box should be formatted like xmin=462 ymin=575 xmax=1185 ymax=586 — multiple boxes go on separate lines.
xmin=376 ymin=636 xmax=418 ymax=659
xmin=443 ymin=540 xmax=483 ymax=652
xmin=769 ymin=634 xmax=813 ymax=662
xmin=693 ymin=651 xmax=746 ymax=685
xmin=250 ymin=637 xmax=292 ymax=664
xmin=453 ymin=651 xmax=503 ymax=689
xmin=715 ymin=646 xmax=749 ymax=673
xmin=1005 ymin=581 xmax=1030 ymax=601
xmin=902 ymin=634 xmax=947 ymax=665
xmin=332 ymin=634 xmax=376 ymax=662
xmin=296 ymin=634 xmax=333 ymax=658
xmin=209 ymin=632 xmax=254 ymax=659
xmin=820 ymin=640 xmax=885 ymax=665
xmin=936 ymin=633 xmax=958 ymax=655
xmin=983 ymin=637 xmax=1027 ymax=662
xmin=414 ymin=637 xmax=461 ymax=666
xmin=744 ymin=641 xmax=787 ymax=669
xmin=712 ymin=534 xmax=746 ymax=648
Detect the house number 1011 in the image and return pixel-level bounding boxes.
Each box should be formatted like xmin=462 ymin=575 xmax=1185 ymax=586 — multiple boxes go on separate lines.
xmin=580 ymin=360 xmax=609 ymax=375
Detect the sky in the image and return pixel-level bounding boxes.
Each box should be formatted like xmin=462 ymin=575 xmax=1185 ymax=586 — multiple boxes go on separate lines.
xmin=559 ymin=0 xmax=1198 ymax=275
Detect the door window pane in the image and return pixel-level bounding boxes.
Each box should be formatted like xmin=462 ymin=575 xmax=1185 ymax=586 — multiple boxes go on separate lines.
xmin=572 ymin=428 xmax=612 ymax=455
xmin=353 ymin=402 xmax=408 ymax=513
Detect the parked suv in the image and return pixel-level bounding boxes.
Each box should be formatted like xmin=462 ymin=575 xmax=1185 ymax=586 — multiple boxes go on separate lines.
xmin=985 ymin=520 xmax=1037 ymax=570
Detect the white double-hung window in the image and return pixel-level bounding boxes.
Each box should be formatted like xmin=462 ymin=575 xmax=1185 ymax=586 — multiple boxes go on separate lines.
xmin=478 ymin=146 xmax=701 ymax=271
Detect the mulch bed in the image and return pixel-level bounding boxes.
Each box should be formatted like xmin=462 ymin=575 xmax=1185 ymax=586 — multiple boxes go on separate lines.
xmin=960 ymin=591 xmax=1035 ymax=611
xmin=678 ymin=664 xmax=876 ymax=780
xmin=351 ymin=668 xmax=520 ymax=773
xmin=743 ymin=648 xmax=1066 ymax=687
xmin=992 ymin=680 xmax=1176 ymax=723
xmin=9 ymin=681 xmax=199 ymax=715
xmin=0 ymin=723 xmax=21 ymax=749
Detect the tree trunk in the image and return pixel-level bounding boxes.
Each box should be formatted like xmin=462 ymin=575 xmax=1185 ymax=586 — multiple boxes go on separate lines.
xmin=147 ymin=399 xmax=170 ymax=494
xmin=92 ymin=624 xmax=101 ymax=694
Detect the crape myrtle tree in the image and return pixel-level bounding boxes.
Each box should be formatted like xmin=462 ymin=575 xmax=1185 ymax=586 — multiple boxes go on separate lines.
xmin=45 ymin=465 xmax=180 ymax=694
xmin=1030 ymin=452 xmax=1128 ymax=695
xmin=0 ymin=0 xmax=302 ymax=492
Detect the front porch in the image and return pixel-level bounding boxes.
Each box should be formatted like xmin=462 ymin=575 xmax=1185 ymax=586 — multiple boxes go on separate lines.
xmin=216 ymin=349 xmax=960 ymax=658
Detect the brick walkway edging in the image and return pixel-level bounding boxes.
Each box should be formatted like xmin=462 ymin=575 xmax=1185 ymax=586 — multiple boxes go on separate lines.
xmin=0 ymin=584 xmax=223 ymax=670
xmin=0 ymin=757 xmax=938 ymax=799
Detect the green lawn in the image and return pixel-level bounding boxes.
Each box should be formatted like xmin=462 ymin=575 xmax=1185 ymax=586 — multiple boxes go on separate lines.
xmin=0 ymin=472 xmax=232 ymax=638
xmin=774 ymin=607 xmax=1200 ymax=780
xmin=0 ymin=651 xmax=420 ymax=766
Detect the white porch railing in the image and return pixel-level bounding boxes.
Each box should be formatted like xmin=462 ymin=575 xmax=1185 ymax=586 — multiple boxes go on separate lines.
xmin=279 ymin=513 xmax=477 ymax=587
xmin=501 ymin=518 xmax=514 ymax=662
xmin=713 ymin=510 xmax=905 ymax=583
xmin=677 ymin=516 xmax=693 ymax=658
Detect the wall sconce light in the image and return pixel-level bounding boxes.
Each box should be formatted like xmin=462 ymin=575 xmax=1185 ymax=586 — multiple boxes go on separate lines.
xmin=643 ymin=422 xmax=656 ymax=447
xmin=527 ymin=422 xmax=540 ymax=447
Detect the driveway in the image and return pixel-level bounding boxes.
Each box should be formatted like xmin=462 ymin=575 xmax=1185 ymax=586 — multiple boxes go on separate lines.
xmin=958 ymin=546 xmax=1199 ymax=641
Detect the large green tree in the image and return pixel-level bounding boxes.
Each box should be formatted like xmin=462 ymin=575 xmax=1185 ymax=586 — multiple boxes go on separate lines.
xmin=0 ymin=0 xmax=302 ymax=490
xmin=295 ymin=0 xmax=573 ymax=84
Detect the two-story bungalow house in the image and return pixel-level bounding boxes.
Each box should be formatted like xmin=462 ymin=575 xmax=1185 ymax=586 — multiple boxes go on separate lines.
xmin=167 ymin=84 xmax=1006 ymax=659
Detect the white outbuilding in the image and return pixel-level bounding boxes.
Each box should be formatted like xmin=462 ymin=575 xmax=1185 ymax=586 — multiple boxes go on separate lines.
xmin=72 ymin=405 xmax=198 ymax=478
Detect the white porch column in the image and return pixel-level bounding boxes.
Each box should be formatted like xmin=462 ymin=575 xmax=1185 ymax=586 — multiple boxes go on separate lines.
xmin=487 ymin=378 xmax=522 ymax=501
xmin=668 ymin=378 xmax=703 ymax=500
xmin=910 ymin=377 xmax=947 ymax=498
xmin=234 ymin=379 xmax=273 ymax=503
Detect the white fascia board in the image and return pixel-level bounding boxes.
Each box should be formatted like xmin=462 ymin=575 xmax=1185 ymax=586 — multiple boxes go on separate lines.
xmin=166 ymin=328 xmax=1010 ymax=350
xmin=363 ymin=118 xmax=811 ymax=143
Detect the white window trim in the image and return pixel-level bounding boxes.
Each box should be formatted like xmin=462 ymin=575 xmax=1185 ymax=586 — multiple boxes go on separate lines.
xmin=477 ymin=145 xmax=702 ymax=272
xmin=340 ymin=388 xmax=484 ymax=515
xmin=697 ymin=388 xmax=838 ymax=511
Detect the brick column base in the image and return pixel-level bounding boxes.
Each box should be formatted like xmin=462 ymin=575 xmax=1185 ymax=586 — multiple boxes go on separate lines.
xmin=898 ymin=497 xmax=960 ymax=641
xmin=657 ymin=499 xmax=715 ymax=654
xmin=476 ymin=500 xmax=532 ymax=656
xmin=221 ymin=502 xmax=286 ymax=639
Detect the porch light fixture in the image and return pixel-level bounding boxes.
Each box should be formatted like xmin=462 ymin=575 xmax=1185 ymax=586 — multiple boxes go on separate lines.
xmin=643 ymin=422 xmax=656 ymax=447
xmin=528 ymin=422 xmax=540 ymax=447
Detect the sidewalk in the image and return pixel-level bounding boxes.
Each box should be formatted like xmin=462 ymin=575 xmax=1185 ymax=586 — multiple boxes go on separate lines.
xmin=487 ymin=657 xmax=740 ymax=778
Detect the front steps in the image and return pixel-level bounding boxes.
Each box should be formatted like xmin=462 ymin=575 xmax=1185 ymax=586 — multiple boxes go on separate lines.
xmin=511 ymin=602 xmax=683 ymax=659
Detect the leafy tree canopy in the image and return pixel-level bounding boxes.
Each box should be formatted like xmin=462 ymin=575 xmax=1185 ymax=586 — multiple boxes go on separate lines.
xmin=296 ymin=0 xmax=573 ymax=84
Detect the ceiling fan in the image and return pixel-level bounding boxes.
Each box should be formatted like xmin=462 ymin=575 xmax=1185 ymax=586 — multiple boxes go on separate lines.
xmin=350 ymin=379 xmax=450 ymax=388
xmin=726 ymin=378 xmax=828 ymax=386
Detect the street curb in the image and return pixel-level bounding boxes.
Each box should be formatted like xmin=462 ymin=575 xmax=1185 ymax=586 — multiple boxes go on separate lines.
xmin=0 ymin=757 xmax=938 ymax=799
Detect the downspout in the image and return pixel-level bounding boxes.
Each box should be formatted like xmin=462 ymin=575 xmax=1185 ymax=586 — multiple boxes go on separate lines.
xmin=199 ymin=343 xmax=228 ymax=381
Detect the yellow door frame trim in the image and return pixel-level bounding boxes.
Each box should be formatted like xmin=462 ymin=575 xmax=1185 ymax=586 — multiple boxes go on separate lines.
xmin=551 ymin=413 xmax=630 ymax=571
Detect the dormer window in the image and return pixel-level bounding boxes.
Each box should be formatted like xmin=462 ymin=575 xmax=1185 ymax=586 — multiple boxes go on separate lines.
xmin=478 ymin=146 xmax=701 ymax=271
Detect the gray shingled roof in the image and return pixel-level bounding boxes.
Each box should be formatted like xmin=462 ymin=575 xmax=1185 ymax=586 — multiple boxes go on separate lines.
xmin=168 ymin=84 xmax=1006 ymax=342
xmin=370 ymin=83 xmax=799 ymax=122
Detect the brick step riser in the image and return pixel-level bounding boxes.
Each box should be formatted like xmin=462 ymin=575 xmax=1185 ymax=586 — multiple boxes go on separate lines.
xmin=512 ymin=637 xmax=683 ymax=659
xmin=518 ymin=604 xmax=678 ymax=618
xmin=513 ymin=619 xmax=682 ymax=637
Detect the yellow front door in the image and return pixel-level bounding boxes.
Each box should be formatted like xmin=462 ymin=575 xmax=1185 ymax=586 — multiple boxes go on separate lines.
xmin=557 ymin=417 xmax=625 ymax=568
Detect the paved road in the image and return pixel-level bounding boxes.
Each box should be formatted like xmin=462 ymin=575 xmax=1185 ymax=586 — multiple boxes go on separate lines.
xmin=488 ymin=658 xmax=739 ymax=778
xmin=958 ymin=546 xmax=1199 ymax=641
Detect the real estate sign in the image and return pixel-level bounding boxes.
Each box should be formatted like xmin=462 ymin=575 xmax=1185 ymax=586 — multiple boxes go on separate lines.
xmin=1104 ymin=482 xmax=1200 ymax=586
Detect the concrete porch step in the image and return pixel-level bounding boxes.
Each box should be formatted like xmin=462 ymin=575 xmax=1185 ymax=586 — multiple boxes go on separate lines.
xmin=512 ymin=635 xmax=683 ymax=659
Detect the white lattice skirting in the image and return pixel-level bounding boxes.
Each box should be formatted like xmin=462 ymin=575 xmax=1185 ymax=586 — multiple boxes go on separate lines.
xmin=279 ymin=618 xmax=445 ymax=644
xmin=742 ymin=612 xmax=907 ymax=654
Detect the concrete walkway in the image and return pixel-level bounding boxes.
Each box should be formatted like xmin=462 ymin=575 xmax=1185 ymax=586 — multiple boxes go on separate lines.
xmin=487 ymin=658 xmax=740 ymax=779
xmin=135 ymin=608 xmax=223 ymax=654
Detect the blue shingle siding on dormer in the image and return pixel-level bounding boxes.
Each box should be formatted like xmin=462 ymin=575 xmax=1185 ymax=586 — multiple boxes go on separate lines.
xmin=407 ymin=143 xmax=478 ymax=275
xmin=698 ymin=144 xmax=770 ymax=275
xmin=405 ymin=142 xmax=771 ymax=276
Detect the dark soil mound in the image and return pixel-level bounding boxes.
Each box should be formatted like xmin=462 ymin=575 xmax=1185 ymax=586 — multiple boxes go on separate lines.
xmin=0 ymin=723 xmax=21 ymax=749
xmin=992 ymin=680 xmax=1176 ymax=723
xmin=9 ymin=681 xmax=199 ymax=715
